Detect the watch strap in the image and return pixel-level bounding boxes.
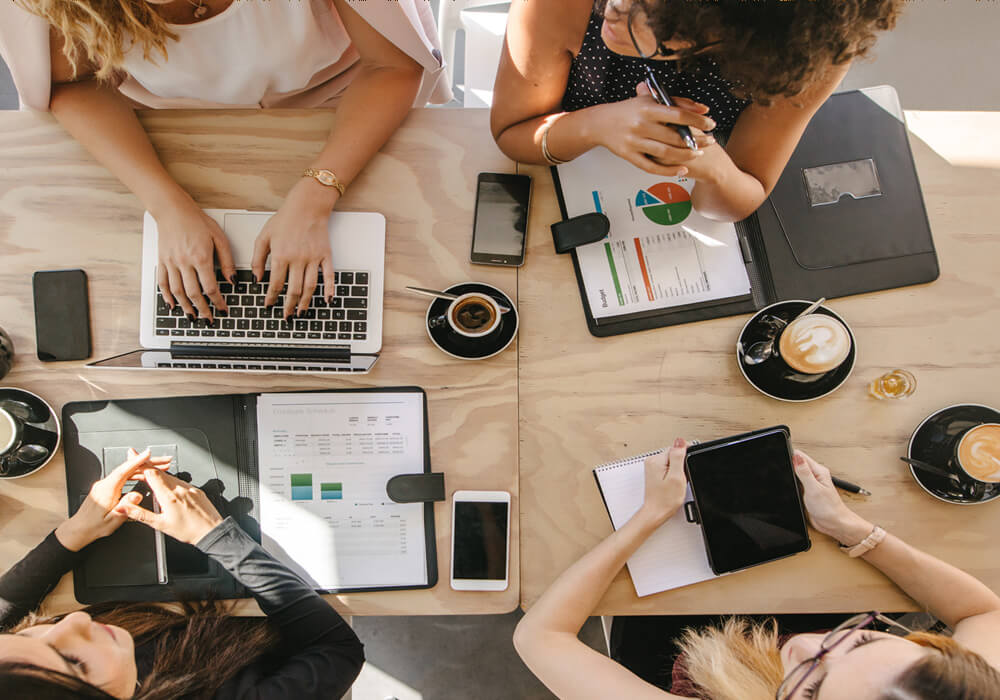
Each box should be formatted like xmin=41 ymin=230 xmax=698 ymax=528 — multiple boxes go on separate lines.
xmin=840 ymin=524 xmax=886 ymax=558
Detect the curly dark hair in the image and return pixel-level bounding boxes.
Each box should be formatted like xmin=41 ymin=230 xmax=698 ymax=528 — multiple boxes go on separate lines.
xmin=597 ymin=0 xmax=904 ymax=102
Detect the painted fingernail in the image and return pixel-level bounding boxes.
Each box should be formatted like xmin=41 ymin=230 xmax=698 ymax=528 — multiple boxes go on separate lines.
xmin=793 ymin=454 xmax=805 ymax=466
xmin=678 ymin=168 xmax=688 ymax=176
xmin=228 ymin=275 xmax=236 ymax=286
xmin=674 ymin=438 xmax=684 ymax=448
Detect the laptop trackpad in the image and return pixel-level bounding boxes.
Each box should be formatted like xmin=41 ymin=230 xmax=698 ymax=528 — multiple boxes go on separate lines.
xmin=222 ymin=213 xmax=273 ymax=267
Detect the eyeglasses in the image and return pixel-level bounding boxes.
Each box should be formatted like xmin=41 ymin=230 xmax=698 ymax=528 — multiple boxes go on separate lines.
xmin=622 ymin=2 xmax=676 ymax=59
xmin=776 ymin=612 xmax=914 ymax=700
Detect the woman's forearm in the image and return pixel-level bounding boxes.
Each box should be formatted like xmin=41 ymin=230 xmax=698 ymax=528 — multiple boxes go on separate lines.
xmin=689 ymin=146 xmax=767 ymax=222
xmin=493 ymin=106 xmax=606 ymax=165
xmin=519 ymin=506 xmax=662 ymax=638
xmin=302 ymin=64 xmax=421 ymax=212
xmin=833 ymin=517 xmax=1000 ymax=628
xmin=49 ymin=80 xmax=192 ymax=217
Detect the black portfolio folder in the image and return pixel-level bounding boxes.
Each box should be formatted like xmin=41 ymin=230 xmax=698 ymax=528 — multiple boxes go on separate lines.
xmin=551 ymin=87 xmax=939 ymax=337
xmin=63 ymin=387 xmax=441 ymax=604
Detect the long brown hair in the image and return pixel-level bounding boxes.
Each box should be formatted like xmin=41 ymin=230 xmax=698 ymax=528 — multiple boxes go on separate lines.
xmin=5 ymin=600 xmax=278 ymax=699
xmin=14 ymin=0 xmax=177 ymax=80
xmin=676 ymin=618 xmax=1000 ymax=700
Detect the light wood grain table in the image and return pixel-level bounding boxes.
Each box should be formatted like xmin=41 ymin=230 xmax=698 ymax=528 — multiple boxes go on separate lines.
xmin=0 ymin=108 xmax=520 ymax=616
xmin=517 ymin=114 xmax=1000 ymax=614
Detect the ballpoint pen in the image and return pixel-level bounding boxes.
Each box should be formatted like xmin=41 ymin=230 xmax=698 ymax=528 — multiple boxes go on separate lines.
xmin=831 ymin=475 xmax=872 ymax=496
xmin=642 ymin=66 xmax=699 ymax=151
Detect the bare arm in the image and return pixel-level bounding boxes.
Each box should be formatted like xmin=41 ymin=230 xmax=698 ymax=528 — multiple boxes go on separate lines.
xmin=251 ymin=0 xmax=423 ymax=318
xmin=491 ymin=0 xmax=712 ymax=177
xmin=794 ymin=452 xmax=1000 ymax=666
xmin=514 ymin=441 xmax=694 ymax=699
xmin=47 ymin=31 xmax=237 ymax=320
xmin=689 ymin=64 xmax=849 ymax=221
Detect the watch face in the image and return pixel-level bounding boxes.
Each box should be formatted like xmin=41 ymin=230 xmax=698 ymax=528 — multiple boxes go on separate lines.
xmin=317 ymin=171 xmax=335 ymax=186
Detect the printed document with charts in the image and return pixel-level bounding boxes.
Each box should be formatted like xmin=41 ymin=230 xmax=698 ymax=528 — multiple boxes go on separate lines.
xmin=556 ymin=147 xmax=751 ymax=319
xmin=594 ymin=451 xmax=716 ymax=596
xmin=257 ymin=392 xmax=428 ymax=590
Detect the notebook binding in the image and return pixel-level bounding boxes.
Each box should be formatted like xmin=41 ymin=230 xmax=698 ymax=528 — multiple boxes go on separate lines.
xmin=594 ymin=449 xmax=663 ymax=471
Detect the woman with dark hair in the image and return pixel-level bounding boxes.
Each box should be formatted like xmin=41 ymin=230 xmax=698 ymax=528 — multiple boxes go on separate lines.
xmin=491 ymin=0 xmax=903 ymax=222
xmin=514 ymin=440 xmax=1000 ymax=699
xmin=0 ymin=449 xmax=364 ymax=698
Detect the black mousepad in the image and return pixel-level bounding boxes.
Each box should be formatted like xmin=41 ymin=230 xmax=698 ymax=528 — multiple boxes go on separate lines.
xmin=426 ymin=283 xmax=517 ymax=360
xmin=737 ymin=301 xmax=855 ymax=402
xmin=907 ymin=404 xmax=1000 ymax=505
xmin=0 ymin=387 xmax=61 ymax=479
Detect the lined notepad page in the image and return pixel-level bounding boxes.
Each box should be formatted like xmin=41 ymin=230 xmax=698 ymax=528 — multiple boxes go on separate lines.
xmin=595 ymin=454 xmax=716 ymax=597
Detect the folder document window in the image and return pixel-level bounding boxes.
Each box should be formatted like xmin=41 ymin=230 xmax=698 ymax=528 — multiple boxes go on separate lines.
xmin=63 ymin=387 xmax=441 ymax=603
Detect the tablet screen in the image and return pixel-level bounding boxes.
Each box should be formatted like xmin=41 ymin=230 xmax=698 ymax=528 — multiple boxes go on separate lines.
xmin=686 ymin=429 xmax=810 ymax=575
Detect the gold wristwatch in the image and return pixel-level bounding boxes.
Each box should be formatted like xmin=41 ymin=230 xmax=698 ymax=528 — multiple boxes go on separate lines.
xmin=302 ymin=168 xmax=346 ymax=196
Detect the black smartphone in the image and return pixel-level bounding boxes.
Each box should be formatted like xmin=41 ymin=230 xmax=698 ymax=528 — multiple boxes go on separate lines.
xmin=684 ymin=426 xmax=810 ymax=576
xmin=32 ymin=269 xmax=92 ymax=362
xmin=470 ymin=172 xmax=531 ymax=267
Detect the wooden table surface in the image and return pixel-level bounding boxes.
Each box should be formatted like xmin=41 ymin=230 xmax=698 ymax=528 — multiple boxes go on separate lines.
xmin=516 ymin=115 xmax=1000 ymax=614
xmin=0 ymin=108 xmax=520 ymax=616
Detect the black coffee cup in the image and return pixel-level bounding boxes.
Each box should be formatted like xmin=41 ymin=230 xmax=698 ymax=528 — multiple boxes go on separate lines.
xmin=0 ymin=388 xmax=60 ymax=479
xmin=0 ymin=326 xmax=13 ymax=380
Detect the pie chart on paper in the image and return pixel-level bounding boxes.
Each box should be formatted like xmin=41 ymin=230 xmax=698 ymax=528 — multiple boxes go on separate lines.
xmin=635 ymin=182 xmax=692 ymax=225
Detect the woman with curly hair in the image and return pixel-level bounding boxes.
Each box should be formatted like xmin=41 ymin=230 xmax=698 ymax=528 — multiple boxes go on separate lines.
xmin=514 ymin=440 xmax=1000 ymax=699
xmin=491 ymin=0 xmax=903 ymax=222
xmin=0 ymin=449 xmax=364 ymax=698
xmin=0 ymin=0 xmax=447 ymax=322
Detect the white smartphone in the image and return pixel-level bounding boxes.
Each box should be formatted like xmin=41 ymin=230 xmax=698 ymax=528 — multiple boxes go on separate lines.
xmin=450 ymin=490 xmax=511 ymax=591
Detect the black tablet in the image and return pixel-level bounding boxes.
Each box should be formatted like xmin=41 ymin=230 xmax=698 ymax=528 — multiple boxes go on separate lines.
xmin=684 ymin=426 xmax=811 ymax=576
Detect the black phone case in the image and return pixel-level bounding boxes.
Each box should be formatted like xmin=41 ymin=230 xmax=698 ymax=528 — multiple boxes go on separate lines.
xmin=470 ymin=172 xmax=531 ymax=266
xmin=684 ymin=426 xmax=811 ymax=576
xmin=32 ymin=268 xmax=92 ymax=361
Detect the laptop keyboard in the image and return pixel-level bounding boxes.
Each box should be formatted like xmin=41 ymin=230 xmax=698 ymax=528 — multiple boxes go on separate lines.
xmin=154 ymin=269 xmax=370 ymax=343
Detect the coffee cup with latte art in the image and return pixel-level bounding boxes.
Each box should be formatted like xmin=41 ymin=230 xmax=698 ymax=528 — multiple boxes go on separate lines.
xmin=777 ymin=314 xmax=852 ymax=375
xmin=956 ymin=423 xmax=1000 ymax=483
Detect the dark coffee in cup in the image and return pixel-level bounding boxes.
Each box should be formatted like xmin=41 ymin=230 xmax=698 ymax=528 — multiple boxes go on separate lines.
xmin=451 ymin=296 xmax=497 ymax=334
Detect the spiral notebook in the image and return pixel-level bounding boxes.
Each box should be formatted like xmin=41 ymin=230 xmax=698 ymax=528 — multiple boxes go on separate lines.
xmin=593 ymin=451 xmax=716 ymax=597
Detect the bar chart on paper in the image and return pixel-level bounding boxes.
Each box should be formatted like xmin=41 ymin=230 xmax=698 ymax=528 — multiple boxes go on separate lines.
xmin=256 ymin=392 xmax=429 ymax=589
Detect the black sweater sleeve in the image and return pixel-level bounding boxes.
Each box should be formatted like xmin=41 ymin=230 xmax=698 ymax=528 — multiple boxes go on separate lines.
xmin=196 ymin=518 xmax=365 ymax=700
xmin=0 ymin=531 xmax=82 ymax=630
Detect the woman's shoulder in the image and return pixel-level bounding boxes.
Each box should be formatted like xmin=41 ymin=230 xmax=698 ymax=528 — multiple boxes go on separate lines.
xmin=507 ymin=0 xmax=594 ymax=55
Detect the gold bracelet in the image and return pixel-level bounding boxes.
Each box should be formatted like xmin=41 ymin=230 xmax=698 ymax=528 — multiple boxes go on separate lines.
xmin=540 ymin=121 xmax=568 ymax=166
xmin=302 ymin=168 xmax=346 ymax=196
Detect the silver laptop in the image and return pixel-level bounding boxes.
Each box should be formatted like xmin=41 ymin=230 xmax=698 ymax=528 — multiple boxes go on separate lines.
xmin=90 ymin=209 xmax=385 ymax=374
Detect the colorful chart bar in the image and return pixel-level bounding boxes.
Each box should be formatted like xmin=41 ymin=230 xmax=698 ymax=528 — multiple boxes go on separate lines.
xmin=321 ymin=482 xmax=344 ymax=500
xmin=290 ymin=473 xmax=313 ymax=501
xmin=604 ymin=243 xmax=625 ymax=306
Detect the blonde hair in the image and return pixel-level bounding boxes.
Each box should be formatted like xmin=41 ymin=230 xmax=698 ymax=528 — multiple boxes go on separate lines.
xmin=678 ymin=617 xmax=785 ymax=700
xmin=15 ymin=0 xmax=177 ymax=80
xmin=676 ymin=619 xmax=1000 ymax=700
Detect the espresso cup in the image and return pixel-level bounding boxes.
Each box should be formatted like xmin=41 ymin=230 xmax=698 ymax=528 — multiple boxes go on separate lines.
xmin=429 ymin=293 xmax=502 ymax=338
xmin=0 ymin=326 xmax=13 ymax=381
xmin=777 ymin=313 xmax=853 ymax=375
xmin=955 ymin=423 xmax=1000 ymax=483
xmin=0 ymin=407 xmax=21 ymax=459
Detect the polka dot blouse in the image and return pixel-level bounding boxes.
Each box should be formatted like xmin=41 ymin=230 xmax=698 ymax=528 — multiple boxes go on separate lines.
xmin=562 ymin=13 xmax=751 ymax=132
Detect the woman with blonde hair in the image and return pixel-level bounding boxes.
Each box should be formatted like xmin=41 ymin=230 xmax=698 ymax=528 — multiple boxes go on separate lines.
xmin=515 ymin=439 xmax=1000 ymax=699
xmin=0 ymin=0 xmax=447 ymax=321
